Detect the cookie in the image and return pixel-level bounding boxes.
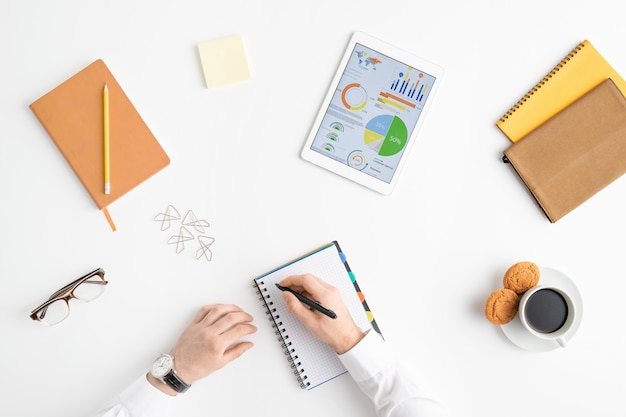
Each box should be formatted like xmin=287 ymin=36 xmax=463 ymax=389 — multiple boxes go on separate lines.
xmin=503 ymin=261 xmax=540 ymax=294
xmin=484 ymin=288 xmax=519 ymax=325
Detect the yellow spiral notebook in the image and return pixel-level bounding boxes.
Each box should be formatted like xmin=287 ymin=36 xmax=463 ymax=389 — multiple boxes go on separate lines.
xmin=496 ymin=40 xmax=626 ymax=142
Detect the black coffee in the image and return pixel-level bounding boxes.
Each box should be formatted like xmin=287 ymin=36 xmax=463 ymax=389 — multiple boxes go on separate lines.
xmin=524 ymin=289 xmax=568 ymax=333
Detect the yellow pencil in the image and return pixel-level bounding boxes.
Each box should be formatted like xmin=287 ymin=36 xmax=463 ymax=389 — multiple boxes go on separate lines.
xmin=103 ymin=83 xmax=110 ymax=195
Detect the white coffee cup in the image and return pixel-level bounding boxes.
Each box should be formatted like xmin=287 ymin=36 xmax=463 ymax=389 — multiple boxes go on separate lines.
xmin=518 ymin=285 xmax=576 ymax=348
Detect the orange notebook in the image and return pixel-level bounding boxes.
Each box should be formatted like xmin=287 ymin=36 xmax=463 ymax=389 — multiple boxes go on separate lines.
xmin=30 ymin=59 xmax=170 ymax=230
xmin=496 ymin=40 xmax=626 ymax=142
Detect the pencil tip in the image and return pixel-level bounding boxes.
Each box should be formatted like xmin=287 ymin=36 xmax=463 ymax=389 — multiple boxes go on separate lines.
xmin=104 ymin=83 xmax=108 ymax=91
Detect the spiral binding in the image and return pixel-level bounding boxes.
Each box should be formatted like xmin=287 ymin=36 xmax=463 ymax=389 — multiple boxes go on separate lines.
xmin=254 ymin=280 xmax=311 ymax=389
xmin=498 ymin=41 xmax=586 ymax=123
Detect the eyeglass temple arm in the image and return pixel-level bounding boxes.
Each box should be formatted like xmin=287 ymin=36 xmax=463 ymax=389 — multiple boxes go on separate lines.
xmin=45 ymin=273 xmax=107 ymax=301
xmin=46 ymin=277 xmax=84 ymax=301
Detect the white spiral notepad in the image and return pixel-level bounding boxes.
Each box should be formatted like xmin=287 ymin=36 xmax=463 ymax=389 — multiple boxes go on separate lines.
xmin=254 ymin=241 xmax=381 ymax=390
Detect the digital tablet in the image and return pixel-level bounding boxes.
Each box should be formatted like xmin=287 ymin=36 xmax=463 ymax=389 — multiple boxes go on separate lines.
xmin=301 ymin=32 xmax=444 ymax=194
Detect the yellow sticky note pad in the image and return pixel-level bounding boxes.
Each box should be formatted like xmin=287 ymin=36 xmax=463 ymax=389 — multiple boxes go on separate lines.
xmin=198 ymin=35 xmax=251 ymax=88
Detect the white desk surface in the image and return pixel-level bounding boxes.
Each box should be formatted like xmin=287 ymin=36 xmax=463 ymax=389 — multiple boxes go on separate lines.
xmin=2 ymin=1 xmax=625 ymax=416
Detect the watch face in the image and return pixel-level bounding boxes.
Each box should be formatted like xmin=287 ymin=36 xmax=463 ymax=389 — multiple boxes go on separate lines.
xmin=151 ymin=354 xmax=173 ymax=378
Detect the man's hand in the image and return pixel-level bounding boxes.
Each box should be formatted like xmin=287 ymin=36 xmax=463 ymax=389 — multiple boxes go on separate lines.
xmin=279 ymin=274 xmax=365 ymax=354
xmin=148 ymin=304 xmax=256 ymax=395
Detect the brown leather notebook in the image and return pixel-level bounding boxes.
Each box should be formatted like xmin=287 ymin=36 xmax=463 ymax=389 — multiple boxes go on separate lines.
xmin=503 ymin=79 xmax=626 ymax=222
xmin=30 ymin=59 xmax=170 ymax=230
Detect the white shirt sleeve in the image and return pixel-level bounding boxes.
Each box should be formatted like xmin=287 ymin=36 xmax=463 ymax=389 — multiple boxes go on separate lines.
xmin=90 ymin=374 xmax=176 ymax=417
xmin=92 ymin=334 xmax=443 ymax=417
xmin=338 ymin=331 xmax=445 ymax=417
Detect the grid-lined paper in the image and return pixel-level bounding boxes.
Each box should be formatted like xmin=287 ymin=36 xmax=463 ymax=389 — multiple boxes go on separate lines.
xmin=255 ymin=242 xmax=373 ymax=390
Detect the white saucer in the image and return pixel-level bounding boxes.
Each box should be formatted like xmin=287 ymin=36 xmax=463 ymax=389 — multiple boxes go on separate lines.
xmin=500 ymin=267 xmax=583 ymax=352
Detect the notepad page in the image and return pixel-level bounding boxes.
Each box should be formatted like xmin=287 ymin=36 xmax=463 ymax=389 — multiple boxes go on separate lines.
xmin=255 ymin=244 xmax=372 ymax=390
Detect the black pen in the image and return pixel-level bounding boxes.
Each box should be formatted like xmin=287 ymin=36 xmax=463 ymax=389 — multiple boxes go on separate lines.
xmin=275 ymin=283 xmax=337 ymax=319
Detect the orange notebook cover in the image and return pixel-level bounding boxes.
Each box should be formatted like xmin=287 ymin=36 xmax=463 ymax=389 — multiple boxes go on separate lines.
xmin=30 ymin=59 xmax=170 ymax=229
xmin=496 ymin=40 xmax=626 ymax=142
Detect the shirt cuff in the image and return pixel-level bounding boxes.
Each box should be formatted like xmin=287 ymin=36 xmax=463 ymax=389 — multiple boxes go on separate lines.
xmin=338 ymin=330 xmax=393 ymax=383
xmin=119 ymin=374 xmax=177 ymax=417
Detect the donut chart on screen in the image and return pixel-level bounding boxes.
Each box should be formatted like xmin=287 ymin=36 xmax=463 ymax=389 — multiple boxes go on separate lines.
xmin=363 ymin=114 xmax=408 ymax=156
xmin=341 ymin=83 xmax=368 ymax=110
xmin=348 ymin=150 xmax=367 ymax=170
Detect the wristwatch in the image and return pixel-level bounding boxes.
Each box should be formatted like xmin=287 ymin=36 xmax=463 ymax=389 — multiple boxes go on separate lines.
xmin=150 ymin=353 xmax=191 ymax=393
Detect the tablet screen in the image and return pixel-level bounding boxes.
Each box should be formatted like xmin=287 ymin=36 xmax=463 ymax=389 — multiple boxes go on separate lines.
xmin=307 ymin=43 xmax=438 ymax=184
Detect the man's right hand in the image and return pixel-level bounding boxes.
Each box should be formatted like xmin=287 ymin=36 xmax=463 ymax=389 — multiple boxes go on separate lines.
xmin=279 ymin=274 xmax=366 ymax=354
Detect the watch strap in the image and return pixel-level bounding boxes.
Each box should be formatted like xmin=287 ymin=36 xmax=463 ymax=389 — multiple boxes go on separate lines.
xmin=163 ymin=370 xmax=191 ymax=393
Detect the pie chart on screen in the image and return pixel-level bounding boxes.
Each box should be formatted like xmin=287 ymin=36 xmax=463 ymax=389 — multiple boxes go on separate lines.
xmin=363 ymin=114 xmax=408 ymax=156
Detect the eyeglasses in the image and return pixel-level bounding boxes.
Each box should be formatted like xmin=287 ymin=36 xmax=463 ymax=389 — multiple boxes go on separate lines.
xmin=30 ymin=268 xmax=108 ymax=326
